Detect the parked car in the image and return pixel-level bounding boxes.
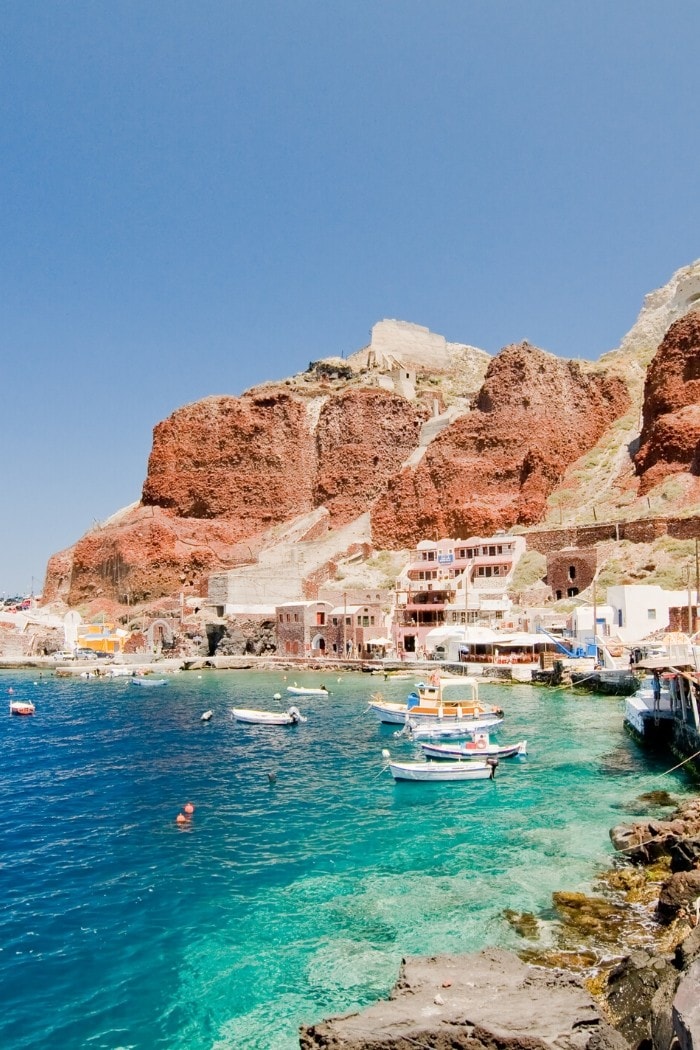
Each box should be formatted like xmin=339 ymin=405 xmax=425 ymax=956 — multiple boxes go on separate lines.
xmin=52 ymin=651 xmax=75 ymax=661
xmin=75 ymin=648 xmax=99 ymax=660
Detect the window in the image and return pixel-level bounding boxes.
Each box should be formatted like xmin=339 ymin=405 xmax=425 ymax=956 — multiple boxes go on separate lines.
xmin=569 ymin=565 xmax=577 ymax=580
xmin=345 ymin=617 xmax=351 ymax=626
xmin=294 ymin=613 xmax=299 ymax=622
xmin=332 ymin=617 xmax=338 ymax=626
xmin=648 ymin=609 xmax=657 ymax=620
xmin=617 ymin=610 xmax=623 ymax=627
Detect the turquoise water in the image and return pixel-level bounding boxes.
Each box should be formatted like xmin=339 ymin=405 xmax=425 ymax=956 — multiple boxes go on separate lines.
xmin=1 ymin=669 xmax=694 ymax=1050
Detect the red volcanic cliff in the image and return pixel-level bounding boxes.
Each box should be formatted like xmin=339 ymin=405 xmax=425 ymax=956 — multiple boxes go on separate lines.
xmin=43 ymin=387 xmax=426 ymax=605
xmin=635 ymin=312 xmax=700 ymax=493
xmin=314 ymin=389 xmax=425 ymax=523
xmin=141 ymin=393 xmax=317 ymax=526
xmin=371 ymin=343 xmax=630 ymax=548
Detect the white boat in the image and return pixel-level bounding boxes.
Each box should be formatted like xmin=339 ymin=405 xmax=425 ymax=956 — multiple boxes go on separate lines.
xmin=387 ymin=758 xmax=498 ymax=782
xmin=10 ymin=699 xmax=35 ymax=716
xmin=232 ymin=705 xmax=307 ymax=725
xmin=286 ymin=685 xmax=329 ymax=696
xmin=398 ymin=715 xmax=504 ymax=740
xmin=130 ymin=678 xmax=168 ymax=688
xmin=369 ymin=674 xmax=502 ymax=725
xmin=420 ymin=734 xmax=527 ymax=760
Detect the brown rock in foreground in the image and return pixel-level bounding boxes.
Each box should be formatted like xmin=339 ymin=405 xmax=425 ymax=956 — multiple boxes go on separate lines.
xmin=299 ymin=948 xmax=628 ymax=1050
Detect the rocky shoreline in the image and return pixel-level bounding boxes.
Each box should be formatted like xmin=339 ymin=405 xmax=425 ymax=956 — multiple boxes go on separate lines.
xmin=300 ymin=795 xmax=700 ymax=1050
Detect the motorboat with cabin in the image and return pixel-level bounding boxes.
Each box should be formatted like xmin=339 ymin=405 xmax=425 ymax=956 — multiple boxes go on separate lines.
xmin=369 ymin=673 xmax=503 ymax=726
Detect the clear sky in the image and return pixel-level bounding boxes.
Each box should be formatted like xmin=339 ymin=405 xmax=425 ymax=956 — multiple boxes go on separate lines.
xmin=2 ymin=1 xmax=699 ymax=598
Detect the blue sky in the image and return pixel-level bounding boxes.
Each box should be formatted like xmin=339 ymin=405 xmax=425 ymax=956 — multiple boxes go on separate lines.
xmin=2 ymin=1 xmax=699 ymax=598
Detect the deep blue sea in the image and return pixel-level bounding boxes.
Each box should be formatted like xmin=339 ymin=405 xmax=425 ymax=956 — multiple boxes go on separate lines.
xmin=1 ymin=668 xmax=695 ymax=1050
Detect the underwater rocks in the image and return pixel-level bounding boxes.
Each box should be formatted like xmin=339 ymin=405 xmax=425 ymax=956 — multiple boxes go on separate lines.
xmin=299 ymin=948 xmax=627 ymax=1050
xmin=300 ymin=795 xmax=700 ymax=1050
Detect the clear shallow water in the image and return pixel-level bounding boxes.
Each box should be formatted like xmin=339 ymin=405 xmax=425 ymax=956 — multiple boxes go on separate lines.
xmin=1 ymin=669 xmax=695 ymax=1050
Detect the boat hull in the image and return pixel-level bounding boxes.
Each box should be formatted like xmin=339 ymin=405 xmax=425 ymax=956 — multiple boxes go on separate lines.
xmin=287 ymin=687 xmax=328 ymax=696
xmin=232 ymin=707 xmax=306 ymax=725
xmin=388 ymin=760 xmax=495 ymax=782
xmin=405 ymin=717 xmax=504 ymax=740
xmin=10 ymin=702 xmax=35 ymax=716
xmin=420 ymin=739 xmax=526 ymax=760
xmin=369 ymin=700 xmax=502 ymax=726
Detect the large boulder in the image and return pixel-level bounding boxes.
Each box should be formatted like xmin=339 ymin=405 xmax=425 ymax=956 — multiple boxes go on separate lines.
xmin=602 ymin=949 xmax=679 ymax=1049
xmin=673 ymin=959 xmax=700 ymax=1050
xmin=299 ymin=948 xmax=629 ymax=1050
xmin=657 ymin=872 xmax=700 ymax=925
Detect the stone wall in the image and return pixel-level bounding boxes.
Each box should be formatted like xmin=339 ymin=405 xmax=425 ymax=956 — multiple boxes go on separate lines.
xmin=526 ymin=515 xmax=700 ymax=555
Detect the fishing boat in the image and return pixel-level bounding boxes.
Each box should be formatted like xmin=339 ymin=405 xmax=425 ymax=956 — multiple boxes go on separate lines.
xmin=9 ymin=699 xmax=35 ymax=716
xmin=420 ymin=734 xmax=527 ymax=760
xmin=232 ymin=705 xmax=307 ymax=725
xmin=401 ymin=715 xmax=504 ymax=740
xmin=131 ymin=678 xmax=168 ymax=688
xmin=386 ymin=757 xmax=498 ymax=782
xmin=286 ymin=684 xmax=329 ymax=696
xmin=369 ymin=673 xmax=502 ymax=725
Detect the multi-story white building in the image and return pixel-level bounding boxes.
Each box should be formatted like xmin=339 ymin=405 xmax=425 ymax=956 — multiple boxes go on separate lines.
xmin=393 ymin=533 xmax=526 ymax=656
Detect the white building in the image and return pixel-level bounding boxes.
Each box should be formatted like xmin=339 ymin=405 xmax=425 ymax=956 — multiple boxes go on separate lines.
xmin=568 ymin=604 xmax=615 ymax=652
xmin=606 ymin=585 xmax=691 ymax=644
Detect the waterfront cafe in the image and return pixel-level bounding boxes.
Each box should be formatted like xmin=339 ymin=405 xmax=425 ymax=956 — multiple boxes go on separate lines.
xmin=425 ymin=625 xmax=561 ymax=665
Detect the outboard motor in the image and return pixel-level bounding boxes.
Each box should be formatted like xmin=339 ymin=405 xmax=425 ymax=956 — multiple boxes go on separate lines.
xmin=287 ymin=705 xmax=307 ymax=724
xmin=486 ymin=757 xmax=499 ymax=779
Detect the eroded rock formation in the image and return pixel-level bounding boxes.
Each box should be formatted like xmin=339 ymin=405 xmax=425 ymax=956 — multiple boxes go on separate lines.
xmin=371 ymin=343 xmax=630 ymax=548
xmin=635 ymin=312 xmax=700 ymax=492
xmin=41 ymin=265 xmax=700 ymax=607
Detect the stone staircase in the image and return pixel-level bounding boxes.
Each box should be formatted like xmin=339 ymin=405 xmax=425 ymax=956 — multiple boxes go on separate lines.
xmin=402 ymin=404 xmax=468 ymax=468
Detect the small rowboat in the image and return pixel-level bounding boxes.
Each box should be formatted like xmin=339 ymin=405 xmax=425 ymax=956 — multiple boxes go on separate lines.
xmin=387 ymin=758 xmax=498 ymax=782
xmin=286 ymin=685 xmax=329 ymax=696
xmin=10 ymin=699 xmax=35 ymax=716
xmin=420 ymin=735 xmax=527 ymax=761
xmin=130 ymin=678 xmax=168 ymax=688
xmin=232 ymin=705 xmax=307 ymax=725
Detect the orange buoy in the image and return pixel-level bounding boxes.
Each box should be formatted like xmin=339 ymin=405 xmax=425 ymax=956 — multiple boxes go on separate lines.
xmin=176 ymin=813 xmax=187 ymax=825
xmin=184 ymin=802 xmax=195 ymax=815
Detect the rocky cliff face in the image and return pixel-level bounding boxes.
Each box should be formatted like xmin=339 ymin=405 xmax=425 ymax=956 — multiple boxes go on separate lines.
xmin=371 ymin=343 xmax=630 ymax=548
xmin=43 ymin=387 xmax=425 ymax=605
xmin=635 ymin=311 xmax=700 ymax=493
xmin=41 ymin=265 xmax=700 ymax=608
